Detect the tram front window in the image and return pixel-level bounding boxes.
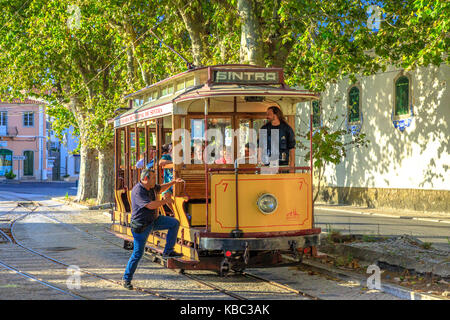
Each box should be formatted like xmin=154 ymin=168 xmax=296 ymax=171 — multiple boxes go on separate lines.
xmin=238 ymin=118 xmax=265 ymax=163
xmin=190 ymin=118 xmax=233 ymax=164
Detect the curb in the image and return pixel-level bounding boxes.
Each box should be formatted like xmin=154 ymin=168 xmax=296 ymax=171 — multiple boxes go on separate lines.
xmin=286 ymin=256 xmax=445 ymax=300
xmin=49 ymin=197 xmax=113 ymax=211
xmin=315 ymin=206 xmax=450 ymax=224
xmin=49 ymin=197 xmax=90 ymax=210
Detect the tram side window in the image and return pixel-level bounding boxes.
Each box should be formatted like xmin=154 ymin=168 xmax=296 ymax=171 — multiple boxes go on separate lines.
xmin=146 ymin=121 xmax=157 ymax=164
xmin=137 ymin=128 xmax=146 ymax=168
xmin=163 ymin=116 xmax=172 ymax=145
xmin=120 ymin=130 xmax=125 ymax=169
xmin=130 ymin=131 xmax=136 ymax=167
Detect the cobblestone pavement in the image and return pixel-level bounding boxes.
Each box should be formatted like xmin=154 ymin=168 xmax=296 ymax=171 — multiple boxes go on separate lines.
xmin=0 ymin=198 xmax=401 ymax=300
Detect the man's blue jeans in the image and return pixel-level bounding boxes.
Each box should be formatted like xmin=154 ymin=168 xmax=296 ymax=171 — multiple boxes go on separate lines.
xmin=123 ymin=215 xmax=179 ymax=281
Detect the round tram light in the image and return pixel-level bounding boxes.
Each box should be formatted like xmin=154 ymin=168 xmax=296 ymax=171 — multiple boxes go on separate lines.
xmin=256 ymin=193 xmax=278 ymax=215
xmin=225 ymin=251 xmax=232 ymax=257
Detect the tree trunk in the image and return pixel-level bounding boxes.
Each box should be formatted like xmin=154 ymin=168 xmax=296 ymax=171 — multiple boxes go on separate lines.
xmin=237 ymin=0 xmax=264 ymax=66
xmin=126 ymin=46 xmax=135 ymax=89
xmin=178 ymin=3 xmax=206 ymax=67
xmin=96 ymin=142 xmax=114 ymax=205
xmin=76 ymin=143 xmax=98 ymax=202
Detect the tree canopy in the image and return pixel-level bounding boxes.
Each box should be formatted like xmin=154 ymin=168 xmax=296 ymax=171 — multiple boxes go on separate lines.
xmin=0 ymin=0 xmax=447 ymax=202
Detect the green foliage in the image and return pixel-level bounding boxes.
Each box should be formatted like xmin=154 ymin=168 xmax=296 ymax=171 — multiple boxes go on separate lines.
xmin=5 ymin=170 xmax=16 ymax=180
xmin=0 ymin=1 xmax=447 ymax=196
xmin=297 ymin=115 xmax=370 ymax=201
xmin=421 ymin=242 xmax=433 ymax=250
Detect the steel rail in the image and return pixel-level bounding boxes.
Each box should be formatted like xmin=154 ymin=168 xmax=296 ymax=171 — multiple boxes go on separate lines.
xmin=27 ymin=202 xmax=322 ymax=300
xmin=0 ymin=228 xmax=12 ymax=243
xmin=175 ymin=271 xmax=248 ymax=300
xmin=38 ymin=213 xmax=249 ymax=300
xmin=9 ymin=202 xmax=176 ymax=300
xmin=242 ymin=271 xmax=321 ymax=300
xmin=0 ymin=260 xmax=89 ymax=300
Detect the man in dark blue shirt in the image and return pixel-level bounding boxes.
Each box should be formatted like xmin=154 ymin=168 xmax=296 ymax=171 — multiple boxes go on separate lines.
xmin=123 ymin=168 xmax=184 ymax=289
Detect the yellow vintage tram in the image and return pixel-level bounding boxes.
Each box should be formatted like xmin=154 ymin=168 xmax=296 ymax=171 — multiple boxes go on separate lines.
xmin=110 ymin=64 xmax=321 ymax=275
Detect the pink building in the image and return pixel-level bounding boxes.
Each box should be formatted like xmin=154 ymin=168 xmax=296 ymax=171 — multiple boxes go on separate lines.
xmin=0 ymin=99 xmax=47 ymax=180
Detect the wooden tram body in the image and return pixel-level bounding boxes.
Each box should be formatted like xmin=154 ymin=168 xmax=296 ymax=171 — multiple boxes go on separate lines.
xmin=110 ymin=65 xmax=321 ymax=274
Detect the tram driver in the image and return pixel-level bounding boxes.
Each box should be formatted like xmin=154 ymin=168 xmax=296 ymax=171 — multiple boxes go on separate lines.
xmin=258 ymin=106 xmax=296 ymax=169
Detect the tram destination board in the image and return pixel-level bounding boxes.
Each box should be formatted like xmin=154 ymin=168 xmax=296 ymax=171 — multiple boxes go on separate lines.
xmin=211 ymin=67 xmax=282 ymax=85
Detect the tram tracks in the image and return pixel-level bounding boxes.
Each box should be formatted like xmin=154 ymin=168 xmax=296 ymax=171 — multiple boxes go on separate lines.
xmin=34 ymin=209 xmax=320 ymax=300
xmin=3 ymin=200 xmax=322 ymax=300
xmin=1 ymin=201 xmax=174 ymax=300
xmin=0 ymin=259 xmax=88 ymax=300
xmin=0 ymin=202 xmax=89 ymax=300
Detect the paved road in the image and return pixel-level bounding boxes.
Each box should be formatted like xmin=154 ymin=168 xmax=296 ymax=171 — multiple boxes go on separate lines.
xmin=0 ymin=182 xmax=77 ymax=201
xmin=314 ymin=208 xmax=450 ymax=251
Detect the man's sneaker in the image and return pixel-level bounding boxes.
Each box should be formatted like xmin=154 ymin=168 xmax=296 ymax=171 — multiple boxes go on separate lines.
xmin=123 ymin=280 xmax=133 ymax=290
xmin=162 ymin=251 xmax=183 ymax=259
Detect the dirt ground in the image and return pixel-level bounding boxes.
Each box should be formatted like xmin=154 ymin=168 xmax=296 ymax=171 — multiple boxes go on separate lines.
xmin=318 ymin=233 xmax=449 ymax=298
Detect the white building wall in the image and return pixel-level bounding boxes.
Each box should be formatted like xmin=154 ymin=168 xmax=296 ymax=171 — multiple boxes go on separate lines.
xmin=296 ymin=63 xmax=450 ymax=191
xmin=46 ymin=119 xmax=79 ymax=179
xmin=60 ymin=126 xmax=79 ymax=177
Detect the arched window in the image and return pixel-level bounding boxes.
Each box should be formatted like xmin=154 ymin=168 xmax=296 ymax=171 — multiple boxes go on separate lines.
xmin=348 ymin=86 xmax=360 ymax=123
xmin=394 ymin=76 xmax=410 ymax=116
xmin=312 ymin=100 xmax=321 ymax=129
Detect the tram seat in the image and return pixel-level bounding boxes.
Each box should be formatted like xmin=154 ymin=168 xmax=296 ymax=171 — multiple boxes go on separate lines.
xmin=115 ymin=189 xmax=131 ymax=213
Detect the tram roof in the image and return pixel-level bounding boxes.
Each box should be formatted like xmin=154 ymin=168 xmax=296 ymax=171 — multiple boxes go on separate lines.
xmin=113 ymin=65 xmax=318 ymax=128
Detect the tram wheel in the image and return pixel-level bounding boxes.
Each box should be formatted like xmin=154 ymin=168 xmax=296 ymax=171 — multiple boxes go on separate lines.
xmin=295 ymin=252 xmax=304 ymax=264
xmin=219 ymin=260 xmax=230 ymax=277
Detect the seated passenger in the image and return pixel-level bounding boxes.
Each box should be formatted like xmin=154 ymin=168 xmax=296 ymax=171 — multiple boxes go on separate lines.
xmin=215 ymin=147 xmax=232 ymax=164
xmin=245 ymin=142 xmax=258 ymax=164
xmin=135 ymin=152 xmax=145 ymax=169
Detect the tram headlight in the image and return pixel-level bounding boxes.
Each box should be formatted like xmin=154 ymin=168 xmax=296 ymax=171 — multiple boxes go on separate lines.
xmin=256 ymin=193 xmax=278 ymax=214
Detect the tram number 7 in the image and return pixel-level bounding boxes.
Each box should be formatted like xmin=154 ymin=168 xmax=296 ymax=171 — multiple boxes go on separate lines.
xmin=298 ymin=181 xmax=303 ymax=191
xmin=223 ymin=183 xmax=229 ymax=192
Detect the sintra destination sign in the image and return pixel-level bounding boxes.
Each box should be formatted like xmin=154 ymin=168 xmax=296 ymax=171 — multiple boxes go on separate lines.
xmin=212 ymin=69 xmax=281 ymax=84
